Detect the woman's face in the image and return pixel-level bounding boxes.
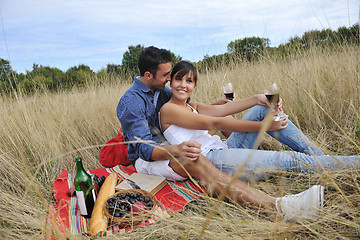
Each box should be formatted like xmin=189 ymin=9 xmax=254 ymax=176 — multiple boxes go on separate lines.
xmin=170 ymin=71 xmax=196 ymax=102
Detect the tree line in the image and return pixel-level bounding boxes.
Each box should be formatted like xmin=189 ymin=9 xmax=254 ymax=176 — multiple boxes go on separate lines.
xmin=197 ymin=23 xmax=359 ymax=70
xmin=0 ymin=24 xmax=358 ymax=95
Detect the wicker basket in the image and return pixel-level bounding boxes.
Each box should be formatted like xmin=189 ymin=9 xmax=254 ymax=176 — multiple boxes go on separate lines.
xmin=103 ymin=189 xmax=156 ymax=227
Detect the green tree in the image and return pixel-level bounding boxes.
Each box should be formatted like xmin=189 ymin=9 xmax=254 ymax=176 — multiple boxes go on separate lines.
xmin=170 ymin=52 xmax=182 ymax=66
xmin=106 ymin=63 xmax=121 ymax=76
xmin=227 ymin=37 xmax=270 ymax=61
xmin=24 ymin=65 xmax=66 ymax=92
xmin=122 ymin=44 xmax=144 ymax=75
xmin=0 ymin=58 xmax=18 ymax=93
xmin=66 ymin=64 xmax=94 ymax=88
xmin=336 ymin=24 xmax=359 ymax=44
xmin=301 ymin=29 xmax=336 ymax=47
xmin=0 ymin=58 xmax=12 ymax=82
xmin=198 ymin=53 xmax=232 ymax=72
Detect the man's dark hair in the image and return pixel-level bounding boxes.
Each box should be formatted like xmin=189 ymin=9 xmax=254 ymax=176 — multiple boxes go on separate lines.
xmin=138 ymin=46 xmax=172 ymax=76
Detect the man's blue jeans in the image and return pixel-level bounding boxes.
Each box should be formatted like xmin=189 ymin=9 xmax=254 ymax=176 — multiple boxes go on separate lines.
xmin=205 ymin=105 xmax=360 ymax=177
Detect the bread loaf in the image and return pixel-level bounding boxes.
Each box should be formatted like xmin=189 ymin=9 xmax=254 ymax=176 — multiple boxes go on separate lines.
xmin=89 ymin=172 xmax=118 ymax=235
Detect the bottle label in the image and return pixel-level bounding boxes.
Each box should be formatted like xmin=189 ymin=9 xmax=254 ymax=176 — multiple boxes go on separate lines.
xmin=92 ymin=188 xmax=97 ymax=202
xmin=76 ymin=191 xmax=88 ymax=215
xmin=76 ymin=189 xmax=97 ymax=217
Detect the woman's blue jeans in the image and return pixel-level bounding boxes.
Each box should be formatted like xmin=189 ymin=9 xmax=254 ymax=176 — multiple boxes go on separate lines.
xmin=205 ymin=105 xmax=360 ymax=177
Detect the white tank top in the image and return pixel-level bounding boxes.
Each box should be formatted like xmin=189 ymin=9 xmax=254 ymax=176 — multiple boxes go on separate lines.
xmin=162 ymin=104 xmax=228 ymax=155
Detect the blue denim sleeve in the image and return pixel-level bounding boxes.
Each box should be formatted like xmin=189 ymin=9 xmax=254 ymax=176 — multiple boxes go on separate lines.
xmin=117 ymin=94 xmax=158 ymax=162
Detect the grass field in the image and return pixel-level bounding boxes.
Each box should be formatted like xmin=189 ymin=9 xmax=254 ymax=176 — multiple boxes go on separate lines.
xmin=0 ymin=45 xmax=359 ymax=239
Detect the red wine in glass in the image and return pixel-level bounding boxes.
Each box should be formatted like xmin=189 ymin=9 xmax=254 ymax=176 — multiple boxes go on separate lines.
xmin=224 ymin=92 xmax=234 ymax=100
xmin=263 ymin=83 xmax=288 ymax=121
xmin=265 ymin=93 xmax=279 ymax=104
xmin=223 ymin=83 xmax=234 ymax=100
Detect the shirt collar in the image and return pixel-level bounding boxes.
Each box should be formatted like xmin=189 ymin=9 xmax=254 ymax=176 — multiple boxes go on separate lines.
xmin=134 ymin=75 xmax=152 ymax=93
xmin=134 ymin=74 xmax=164 ymax=97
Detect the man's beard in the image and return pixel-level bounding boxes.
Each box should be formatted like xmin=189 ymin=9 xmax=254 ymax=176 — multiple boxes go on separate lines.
xmin=151 ymin=78 xmax=166 ymax=91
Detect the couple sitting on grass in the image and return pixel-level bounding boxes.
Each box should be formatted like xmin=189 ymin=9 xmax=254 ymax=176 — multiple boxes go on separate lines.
xmin=117 ymin=46 xmax=360 ymax=223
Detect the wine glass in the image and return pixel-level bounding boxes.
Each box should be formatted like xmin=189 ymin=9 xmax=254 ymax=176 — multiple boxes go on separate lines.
xmin=263 ymin=83 xmax=280 ymax=105
xmin=263 ymin=83 xmax=288 ymax=121
xmin=223 ymin=83 xmax=234 ymax=100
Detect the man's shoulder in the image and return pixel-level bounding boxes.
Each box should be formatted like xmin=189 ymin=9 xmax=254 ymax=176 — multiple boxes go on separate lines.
xmin=163 ymin=86 xmax=172 ymax=96
xmin=157 ymin=86 xmax=172 ymax=103
xmin=117 ymin=87 xmax=146 ymax=115
xmin=120 ymin=85 xmax=144 ymax=102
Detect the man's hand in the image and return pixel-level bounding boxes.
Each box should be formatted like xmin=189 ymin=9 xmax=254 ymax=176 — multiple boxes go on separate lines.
xmin=176 ymin=141 xmax=202 ymax=162
xmin=152 ymin=141 xmax=201 ymax=162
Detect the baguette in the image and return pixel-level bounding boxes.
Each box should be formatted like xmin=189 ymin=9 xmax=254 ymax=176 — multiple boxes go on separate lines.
xmin=89 ymin=172 xmax=118 ymax=235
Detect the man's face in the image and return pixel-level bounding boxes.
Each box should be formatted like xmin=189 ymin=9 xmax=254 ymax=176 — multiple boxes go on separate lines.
xmin=148 ymin=62 xmax=172 ymax=91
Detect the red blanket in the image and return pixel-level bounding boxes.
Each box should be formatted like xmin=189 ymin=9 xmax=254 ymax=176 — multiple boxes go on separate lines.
xmin=48 ymin=165 xmax=204 ymax=237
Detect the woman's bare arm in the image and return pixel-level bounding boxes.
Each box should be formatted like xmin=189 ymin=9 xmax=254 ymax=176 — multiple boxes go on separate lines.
xmin=196 ymin=95 xmax=264 ymax=117
xmin=160 ymin=102 xmax=287 ymax=133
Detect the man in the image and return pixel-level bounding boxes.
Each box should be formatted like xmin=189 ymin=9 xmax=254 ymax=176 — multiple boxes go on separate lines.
xmin=117 ymin=46 xmax=323 ymax=222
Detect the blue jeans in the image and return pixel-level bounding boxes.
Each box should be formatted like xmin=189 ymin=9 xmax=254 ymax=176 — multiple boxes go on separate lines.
xmin=205 ymin=105 xmax=360 ymax=177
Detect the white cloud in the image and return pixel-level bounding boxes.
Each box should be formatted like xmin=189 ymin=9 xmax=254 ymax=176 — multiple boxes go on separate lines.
xmin=0 ymin=0 xmax=358 ymax=73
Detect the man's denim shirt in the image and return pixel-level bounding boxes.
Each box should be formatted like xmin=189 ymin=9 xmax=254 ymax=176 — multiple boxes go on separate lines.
xmin=117 ymin=75 xmax=172 ymax=165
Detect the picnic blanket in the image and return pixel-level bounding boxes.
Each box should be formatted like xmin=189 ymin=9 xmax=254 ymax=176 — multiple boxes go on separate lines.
xmin=50 ymin=165 xmax=205 ymax=237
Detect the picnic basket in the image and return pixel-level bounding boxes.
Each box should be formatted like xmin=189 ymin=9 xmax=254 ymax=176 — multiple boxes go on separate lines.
xmin=103 ymin=189 xmax=156 ymax=227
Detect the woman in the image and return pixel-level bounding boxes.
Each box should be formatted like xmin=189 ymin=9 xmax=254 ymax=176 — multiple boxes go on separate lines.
xmin=160 ymin=60 xmax=360 ymax=178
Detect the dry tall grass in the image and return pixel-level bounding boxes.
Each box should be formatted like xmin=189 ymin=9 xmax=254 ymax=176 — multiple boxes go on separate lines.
xmin=0 ymin=45 xmax=359 ymax=239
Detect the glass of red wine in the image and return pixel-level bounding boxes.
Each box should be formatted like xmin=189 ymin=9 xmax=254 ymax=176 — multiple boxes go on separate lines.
xmin=223 ymin=83 xmax=234 ymax=100
xmin=263 ymin=83 xmax=288 ymax=121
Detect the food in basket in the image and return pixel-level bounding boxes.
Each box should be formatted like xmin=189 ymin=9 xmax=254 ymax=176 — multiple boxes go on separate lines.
xmin=106 ymin=191 xmax=154 ymax=218
xmin=131 ymin=201 xmax=146 ymax=214
xmin=103 ymin=189 xmax=156 ymax=226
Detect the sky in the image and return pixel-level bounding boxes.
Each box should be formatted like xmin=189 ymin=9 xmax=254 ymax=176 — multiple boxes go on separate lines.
xmin=0 ymin=0 xmax=359 ymax=73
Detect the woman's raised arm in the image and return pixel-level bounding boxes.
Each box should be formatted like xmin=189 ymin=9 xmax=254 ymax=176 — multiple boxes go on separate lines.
xmin=196 ymin=94 xmax=270 ymax=117
xmin=160 ymin=101 xmax=287 ymax=133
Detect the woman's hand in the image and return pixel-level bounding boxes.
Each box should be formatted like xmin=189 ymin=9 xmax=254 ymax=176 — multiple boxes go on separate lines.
xmin=256 ymin=94 xmax=284 ymax=114
xmin=266 ymin=116 xmax=288 ymax=131
xmin=256 ymin=94 xmax=269 ymax=106
xmin=275 ymin=98 xmax=284 ymax=114
xmin=212 ymin=94 xmax=236 ymax=105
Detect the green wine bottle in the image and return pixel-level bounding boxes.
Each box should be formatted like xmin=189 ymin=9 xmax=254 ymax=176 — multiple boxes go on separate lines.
xmin=74 ymin=157 xmax=96 ymax=218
